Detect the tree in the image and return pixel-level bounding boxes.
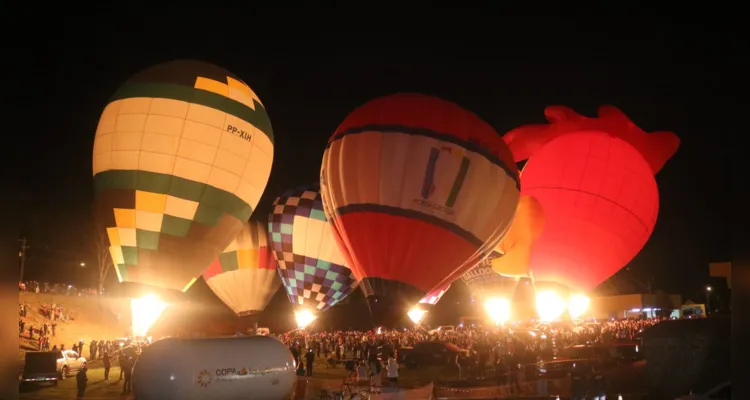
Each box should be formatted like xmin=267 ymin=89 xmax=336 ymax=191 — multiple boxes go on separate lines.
xmin=93 ymin=227 xmax=113 ymax=295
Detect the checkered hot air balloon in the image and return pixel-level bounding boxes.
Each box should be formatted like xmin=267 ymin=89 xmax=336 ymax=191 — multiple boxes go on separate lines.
xmin=268 ymin=186 xmax=357 ymax=312
xmin=203 ymin=220 xmax=280 ymax=316
xmin=92 ymin=60 xmax=274 ymax=292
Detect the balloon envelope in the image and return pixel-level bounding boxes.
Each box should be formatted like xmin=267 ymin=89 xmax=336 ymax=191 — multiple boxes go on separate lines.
xmin=460 ymin=252 xmax=516 ymax=302
xmin=203 ymin=220 xmax=280 ymax=316
xmin=320 ymin=93 xmax=520 ymax=322
xmin=503 ymin=106 xmax=678 ymax=291
xmin=268 ymin=186 xmax=357 ymax=312
xmin=491 ymin=195 xmax=545 ymax=278
xmin=92 ymin=60 xmax=274 ymax=292
xmin=418 ymin=283 xmax=451 ymax=306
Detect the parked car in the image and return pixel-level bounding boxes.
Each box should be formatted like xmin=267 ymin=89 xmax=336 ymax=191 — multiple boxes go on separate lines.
xmin=537 ymin=342 xmax=642 ymax=379
xmin=429 ymin=325 xmax=455 ymax=334
xmin=56 ymin=349 xmax=86 ymax=379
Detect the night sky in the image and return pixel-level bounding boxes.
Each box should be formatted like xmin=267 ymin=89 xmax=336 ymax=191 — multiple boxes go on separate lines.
xmin=6 ymin=14 xmax=731 ymax=302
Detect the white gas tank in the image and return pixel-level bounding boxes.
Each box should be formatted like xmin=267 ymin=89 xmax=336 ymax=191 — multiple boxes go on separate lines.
xmin=132 ymin=335 xmax=296 ymax=400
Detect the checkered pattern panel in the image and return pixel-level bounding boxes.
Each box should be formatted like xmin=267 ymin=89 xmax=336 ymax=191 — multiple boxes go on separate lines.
xmin=268 ymin=188 xmax=357 ymax=312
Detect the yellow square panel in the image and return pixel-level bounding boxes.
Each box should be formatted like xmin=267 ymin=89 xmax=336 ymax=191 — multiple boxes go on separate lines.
xmin=117 ymin=228 xmax=137 ymax=247
xmin=164 ymin=195 xmax=199 ymax=220
xmin=92 ymin=152 xmax=112 ymax=175
xmin=106 ymin=227 xmax=121 ymax=246
xmin=141 ymin=132 xmax=180 ymax=155
xmin=227 ymin=87 xmax=255 ymax=110
xmin=181 ymin=120 xmax=222 ymax=147
xmin=250 ymin=125 xmax=274 ymax=156
xmin=109 ymin=246 xmax=125 ymax=265
xmin=114 ymin=209 xmax=136 ymax=228
xmin=177 ymin=138 xmax=217 ymax=165
xmin=149 ymin=98 xmax=189 ymax=119
xmin=115 ymin=113 xmax=147 ymax=132
xmin=119 ymin=97 xmax=152 ymax=114
xmin=213 ymin=149 xmax=247 ymax=175
xmin=185 ymin=103 xmax=225 ymax=129
xmin=135 ymin=191 xmax=168 ymax=213
xmin=237 ymin=249 xmax=258 ymax=269
xmin=173 ymin=157 xmax=211 ymax=184
xmin=135 ymin=210 xmax=164 ymax=232
xmin=195 ymin=77 xmax=229 ymax=97
xmin=226 ymin=76 xmax=251 ymax=96
xmin=139 ymin=152 xmax=176 ymax=175
xmin=207 ymin=167 xmax=241 ymax=193
xmin=112 ymin=131 xmax=143 ymax=151
xmin=110 ymin=151 xmax=140 ymax=170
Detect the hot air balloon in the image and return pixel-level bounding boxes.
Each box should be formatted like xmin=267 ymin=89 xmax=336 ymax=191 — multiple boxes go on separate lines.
xmin=320 ymin=93 xmax=520 ymax=325
xmin=460 ymin=252 xmax=515 ymax=302
xmin=203 ymin=220 xmax=280 ymax=318
xmin=491 ymin=194 xmax=546 ymax=278
xmin=408 ymin=282 xmax=452 ymax=325
xmin=92 ymin=60 xmax=274 ymax=294
xmin=268 ymin=186 xmax=357 ymax=328
xmin=503 ymin=105 xmax=679 ymax=292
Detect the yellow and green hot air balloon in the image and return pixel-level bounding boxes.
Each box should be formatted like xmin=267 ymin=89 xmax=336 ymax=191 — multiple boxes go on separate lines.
xmin=92 ymin=60 xmax=274 ymax=293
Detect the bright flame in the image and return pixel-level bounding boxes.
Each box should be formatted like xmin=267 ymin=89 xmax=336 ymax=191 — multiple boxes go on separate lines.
xmin=568 ymin=294 xmax=590 ymax=319
xmin=484 ymin=297 xmax=511 ymax=325
xmin=407 ymin=307 xmax=427 ymax=324
xmin=535 ymin=291 xmax=566 ymax=322
xmin=294 ymin=310 xmax=317 ymax=329
xmin=130 ymin=294 xmax=168 ymax=337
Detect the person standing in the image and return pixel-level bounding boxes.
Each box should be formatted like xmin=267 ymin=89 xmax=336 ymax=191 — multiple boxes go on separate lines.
xmin=386 ymin=356 xmax=399 ymax=385
xmin=121 ymin=351 xmax=133 ymax=394
xmin=305 ymin=348 xmax=315 ymax=377
xmin=76 ymin=362 xmax=88 ymax=398
xmin=102 ymin=351 xmax=111 ymax=380
xmin=51 ymin=322 xmax=57 ymax=336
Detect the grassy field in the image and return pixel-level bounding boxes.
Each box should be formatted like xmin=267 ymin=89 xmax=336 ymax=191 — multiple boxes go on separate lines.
xmin=19 ymin=354 xmax=450 ymax=399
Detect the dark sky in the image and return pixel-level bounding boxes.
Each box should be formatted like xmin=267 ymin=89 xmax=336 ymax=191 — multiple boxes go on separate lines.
xmin=6 ymin=14 xmax=732 ymax=299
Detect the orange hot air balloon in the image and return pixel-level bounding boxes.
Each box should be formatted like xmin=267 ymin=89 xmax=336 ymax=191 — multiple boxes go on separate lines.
xmin=491 ymin=195 xmax=545 ymax=278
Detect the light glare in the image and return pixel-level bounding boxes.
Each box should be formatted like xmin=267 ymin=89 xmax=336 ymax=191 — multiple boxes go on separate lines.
xmin=294 ymin=309 xmax=317 ymax=329
xmin=536 ymin=291 xmax=566 ymax=322
xmin=568 ymin=294 xmax=590 ymax=319
xmin=407 ymin=307 xmax=427 ymax=324
xmin=131 ymin=294 xmax=168 ymax=337
xmin=484 ymin=297 xmax=511 ymax=325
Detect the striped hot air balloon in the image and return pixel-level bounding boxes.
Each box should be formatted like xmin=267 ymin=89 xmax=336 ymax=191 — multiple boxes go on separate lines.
xmin=203 ymin=220 xmax=280 ymax=316
xmin=92 ymin=60 xmax=274 ymax=292
xmin=268 ymin=186 xmax=357 ymax=313
xmin=418 ymin=283 xmax=451 ymax=306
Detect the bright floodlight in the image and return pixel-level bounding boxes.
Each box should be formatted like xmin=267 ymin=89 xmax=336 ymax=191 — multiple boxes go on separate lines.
xmin=536 ymin=290 xmax=567 ymax=322
xmin=294 ymin=309 xmax=317 ymax=329
xmin=568 ymin=294 xmax=590 ymax=319
xmin=407 ymin=307 xmax=427 ymax=324
xmin=484 ymin=297 xmax=511 ymax=325
xmin=131 ymin=294 xmax=168 ymax=337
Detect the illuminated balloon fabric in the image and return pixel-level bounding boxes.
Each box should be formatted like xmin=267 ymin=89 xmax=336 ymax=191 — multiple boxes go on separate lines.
xmin=503 ymin=106 xmax=678 ymax=291
xmin=460 ymin=252 xmax=516 ymax=301
xmin=320 ymin=93 xmax=520 ymax=305
xmin=491 ymin=195 xmax=545 ymax=278
xmin=268 ymin=187 xmax=357 ymax=312
xmin=418 ymin=283 xmax=451 ymax=306
xmin=202 ymin=221 xmax=280 ymax=316
xmin=92 ymin=60 xmax=274 ymax=292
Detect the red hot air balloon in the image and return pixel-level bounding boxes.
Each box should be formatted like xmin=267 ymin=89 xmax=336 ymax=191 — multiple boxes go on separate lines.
xmin=321 ymin=93 xmax=520 ymax=325
xmin=503 ymin=105 xmax=679 ymax=292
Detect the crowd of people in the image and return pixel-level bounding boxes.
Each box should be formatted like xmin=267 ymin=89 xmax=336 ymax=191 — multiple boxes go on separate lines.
xmin=19 ymin=280 xmax=99 ymax=296
xmin=275 ymin=317 xmax=665 ymax=394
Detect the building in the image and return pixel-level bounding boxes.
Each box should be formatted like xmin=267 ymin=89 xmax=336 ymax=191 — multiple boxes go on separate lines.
xmin=709 ymin=261 xmax=731 ymax=289
xmin=590 ymin=293 xmax=682 ymax=319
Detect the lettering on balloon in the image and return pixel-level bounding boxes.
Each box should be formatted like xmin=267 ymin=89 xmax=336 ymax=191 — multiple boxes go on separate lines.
xmin=226 ymin=124 xmax=252 ymax=142
xmin=414 ymin=146 xmax=470 ymax=218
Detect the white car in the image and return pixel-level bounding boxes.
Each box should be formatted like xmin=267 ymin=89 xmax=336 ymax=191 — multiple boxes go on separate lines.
xmin=429 ymin=325 xmax=455 ymax=334
xmin=676 ymin=381 xmax=730 ymax=400
xmin=56 ymin=350 xmax=86 ymax=379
